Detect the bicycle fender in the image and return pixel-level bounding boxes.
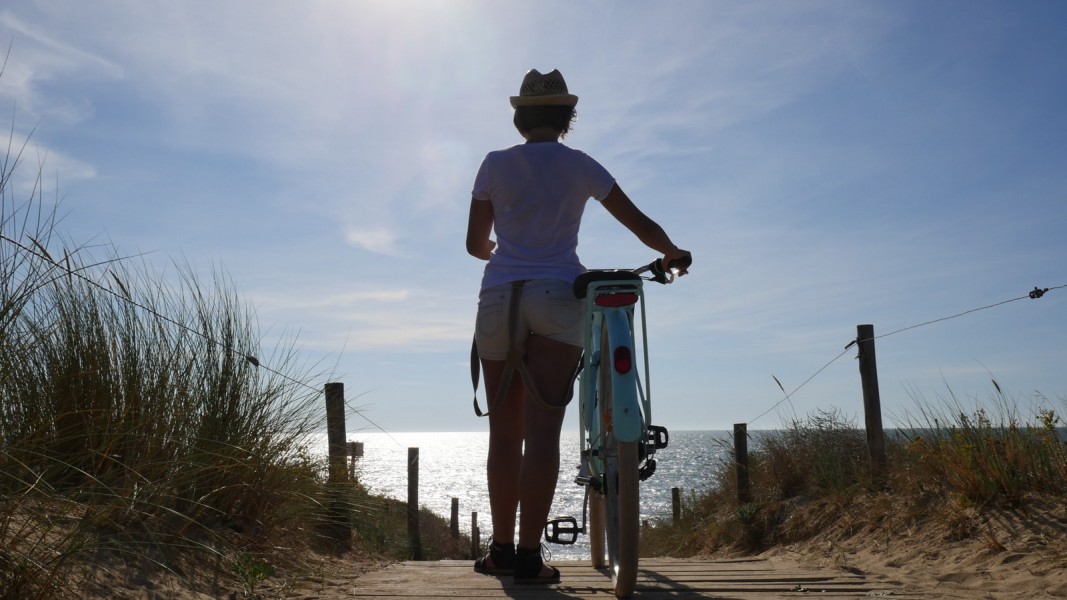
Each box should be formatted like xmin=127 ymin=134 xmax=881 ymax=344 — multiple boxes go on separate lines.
xmin=605 ymin=311 xmax=643 ymax=443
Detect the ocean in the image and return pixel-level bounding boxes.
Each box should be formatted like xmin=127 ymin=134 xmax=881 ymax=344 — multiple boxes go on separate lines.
xmin=346 ymin=430 xmax=732 ymax=560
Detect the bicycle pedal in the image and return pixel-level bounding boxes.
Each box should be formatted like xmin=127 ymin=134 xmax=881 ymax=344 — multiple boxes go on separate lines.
xmin=648 ymin=425 xmax=669 ymax=450
xmin=544 ymin=517 xmax=580 ymax=545
xmin=639 ymin=458 xmax=657 ymax=482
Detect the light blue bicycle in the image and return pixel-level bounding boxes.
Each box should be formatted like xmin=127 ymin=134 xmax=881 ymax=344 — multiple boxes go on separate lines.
xmin=544 ymin=256 xmax=690 ymax=598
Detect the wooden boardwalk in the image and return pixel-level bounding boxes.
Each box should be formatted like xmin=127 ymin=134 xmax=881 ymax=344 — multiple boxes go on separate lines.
xmin=345 ymin=557 xmax=920 ymax=598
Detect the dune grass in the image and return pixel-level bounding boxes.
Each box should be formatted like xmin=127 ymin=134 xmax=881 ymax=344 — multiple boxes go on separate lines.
xmin=895 ymin=387 xmax=1067 ymax=505
xmin=1 ymin=140 xmax=321 ymax=597
xmin=0 ymin=128 xmax=467 ymax=599
xmin=642 ymin=392 xmax=1067 ymax=558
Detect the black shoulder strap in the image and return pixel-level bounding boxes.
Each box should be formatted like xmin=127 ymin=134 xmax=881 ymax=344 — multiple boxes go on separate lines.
xmin=472 ymin=336 xmax=487 ymax=416
xmin=471 ymin=280 xmax=567 ymax=418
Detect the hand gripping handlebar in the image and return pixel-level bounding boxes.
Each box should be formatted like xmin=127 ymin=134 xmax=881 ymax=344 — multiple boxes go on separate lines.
xmin=646 ymin=255 xmax=693 ymax=284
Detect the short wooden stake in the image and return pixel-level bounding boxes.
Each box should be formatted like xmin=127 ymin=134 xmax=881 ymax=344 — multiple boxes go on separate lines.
xmin=734 ymin=423 xmax=751 ymax=504
xmin=407 ymin=447 xmax=422 ymax=559
xmin=450 ymin=497 xmax=460 ymax=538
xmin=471 ymin=512 xmax=480 ymax=558
xmin=671 ymin=487 xmax=681 ymax=523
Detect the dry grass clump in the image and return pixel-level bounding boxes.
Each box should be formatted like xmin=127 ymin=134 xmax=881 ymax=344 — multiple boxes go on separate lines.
xmin=642 ymin=394 xmax=1067 ymax=560
xmin=894 ymin=388 xmax=1067 ymax=506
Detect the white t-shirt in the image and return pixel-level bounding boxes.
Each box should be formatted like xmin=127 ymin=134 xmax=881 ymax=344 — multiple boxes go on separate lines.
xmin=472 ymin=142 xmax=616 ymax=290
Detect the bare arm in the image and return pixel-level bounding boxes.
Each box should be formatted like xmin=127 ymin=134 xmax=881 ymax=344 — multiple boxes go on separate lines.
xmin=465 ymin=197 xmax=496 ymax=260
xmin=601 ymin=183 xmax=690 ymax=272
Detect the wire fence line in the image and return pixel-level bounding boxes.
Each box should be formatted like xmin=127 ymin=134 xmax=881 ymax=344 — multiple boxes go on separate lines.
xmin=750 ymin=347 xmax=853 ymax=426
xmin=749 ymin=282 xmax=1066 ymax=427
xmin=860 ymin=284 xmax=1067 ymax=344
xmin=5 ymin=231 xmax=1062 ymax=438
xmin=0 ymin=232 xmax=403 ymax=447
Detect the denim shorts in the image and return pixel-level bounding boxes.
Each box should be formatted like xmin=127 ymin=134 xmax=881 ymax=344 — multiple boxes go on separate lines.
xmin=475 ymin=279 xmax=584 ymax=360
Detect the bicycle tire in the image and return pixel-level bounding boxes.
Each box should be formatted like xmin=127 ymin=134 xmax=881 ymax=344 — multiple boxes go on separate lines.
xmin=605 ymin=439 xmax=639 ymax=596
xmin=598 ymin=326 xmax=640 ymax=597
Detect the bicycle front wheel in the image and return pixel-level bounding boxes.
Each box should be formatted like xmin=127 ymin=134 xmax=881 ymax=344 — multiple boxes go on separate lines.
xmin=588 ymin=489 xmax=606 ymax=569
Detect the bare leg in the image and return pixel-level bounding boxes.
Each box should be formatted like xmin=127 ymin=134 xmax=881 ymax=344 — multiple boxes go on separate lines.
xmin=517 ymin=334 xmax=582 ymax=573
xmin=482 ymin=358 xmax=525 ymax=549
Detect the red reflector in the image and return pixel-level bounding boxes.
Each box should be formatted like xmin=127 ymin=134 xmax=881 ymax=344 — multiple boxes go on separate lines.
xmin=613 ymin=347 xmax=632 ymax=374
xmin=595 ymin=293 xmax=639 ymax=307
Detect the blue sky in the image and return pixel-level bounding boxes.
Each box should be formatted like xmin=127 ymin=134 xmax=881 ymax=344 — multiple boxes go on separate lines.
xmin=2 ymin=1 xmax=1064 ymax=434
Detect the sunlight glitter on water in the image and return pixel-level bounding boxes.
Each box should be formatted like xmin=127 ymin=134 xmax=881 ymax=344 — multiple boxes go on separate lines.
xmin=334 ymin=431 xmax=730 ymax=560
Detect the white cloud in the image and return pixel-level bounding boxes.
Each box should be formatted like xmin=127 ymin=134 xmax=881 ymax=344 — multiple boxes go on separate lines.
xmin=251 ymin=287 xmax=410 ymax=313
xmin=0 ymin=10 xmax=124 ymax=123
xmin=2 ymin=139 xmax=97 ymax=199
xmin=260 ymin=307 xmax=472 ymax=355
xmin=343 ymin=228 xmax=400 ymax=256
xmin=248 ymin=280 xmax=474 ymax=353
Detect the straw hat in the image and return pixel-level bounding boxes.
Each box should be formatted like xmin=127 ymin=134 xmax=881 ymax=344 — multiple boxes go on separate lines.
xmin=509 ymin=69 xmax=579 ymax=108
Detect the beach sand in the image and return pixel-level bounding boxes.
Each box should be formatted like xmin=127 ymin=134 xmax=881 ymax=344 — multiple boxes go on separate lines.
xmin=74 ymin=494 xmax=1067 ymax=598
xmin=763 ymin=493 xmax=1067 ymax=598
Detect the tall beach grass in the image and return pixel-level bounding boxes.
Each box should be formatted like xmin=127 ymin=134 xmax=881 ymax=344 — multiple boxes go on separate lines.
xmin=0 ymin=134 xmax=335 ymax=597
xmin=0 ymin=122 xmax=468 ymax=598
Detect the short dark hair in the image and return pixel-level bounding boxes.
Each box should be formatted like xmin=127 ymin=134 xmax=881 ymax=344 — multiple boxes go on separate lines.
xmin=513 ymin=105 xmax=577 ymax=138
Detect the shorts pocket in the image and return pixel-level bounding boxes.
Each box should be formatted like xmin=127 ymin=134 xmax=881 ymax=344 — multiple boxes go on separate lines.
xmin=546 ymin=296 xmax=582 ymax=330
xmin=476 ymin=294 xmax=506 ymax=339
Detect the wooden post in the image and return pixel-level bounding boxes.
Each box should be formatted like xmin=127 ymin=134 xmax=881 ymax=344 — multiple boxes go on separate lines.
xmin=471 ymin=512 xmax=480 ymax=558
xmin=325 ymin=383 xmax=347 ymax=483
xmin=671 ymin=487 xmax=681 ymax=523
xmin=857 ymin=324 xmax=888 ymax=489
xmin=734 ymin=423 xmax=751 ymax=504
xmin=407 ymin=447 xmax=422 ymax=559
xmin=320 ymin=382 xmax=351 ymax=550
xmin=450 ymin=498 xmax=460 ymax=538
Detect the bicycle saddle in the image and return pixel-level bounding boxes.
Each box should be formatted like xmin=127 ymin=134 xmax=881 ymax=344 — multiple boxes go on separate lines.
xmin=573 ymin=270 xmax=642 ymax=299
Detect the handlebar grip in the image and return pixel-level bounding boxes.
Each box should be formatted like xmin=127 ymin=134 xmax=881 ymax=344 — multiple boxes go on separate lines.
xmin=667 ymin=255 xmax=692 ymax=271
xmin=649 ymin=255 xmax=691 ymax=284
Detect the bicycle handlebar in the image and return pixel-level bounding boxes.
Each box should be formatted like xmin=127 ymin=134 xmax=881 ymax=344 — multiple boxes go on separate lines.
xmin=644 ymin=255 xmax=692 ymax=284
